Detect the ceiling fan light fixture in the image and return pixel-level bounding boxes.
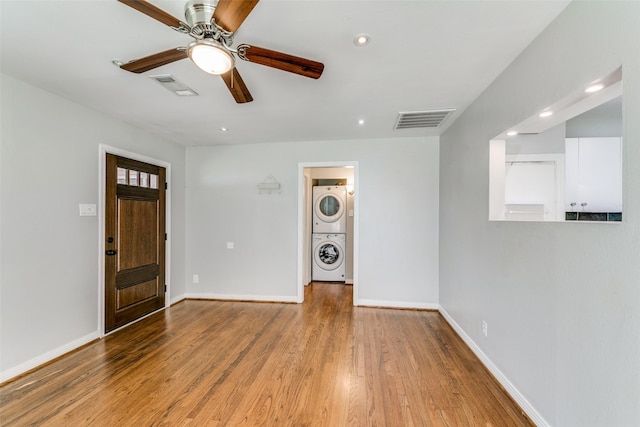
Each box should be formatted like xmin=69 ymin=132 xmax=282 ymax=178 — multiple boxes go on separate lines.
xmin=188 ymin=39 xmax=235 ymax=75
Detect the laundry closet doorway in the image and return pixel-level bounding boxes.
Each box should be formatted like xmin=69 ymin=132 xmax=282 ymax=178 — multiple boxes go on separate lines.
xmin=297 ymin=162 xmax=359 ymax=305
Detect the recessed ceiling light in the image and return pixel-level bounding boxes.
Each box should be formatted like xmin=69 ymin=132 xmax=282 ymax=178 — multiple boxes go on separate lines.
xmin=358 ymin=119 xmax=365 ymax=125
xmin=539 ymin=111 xmax=553 ymax=118
xmin=585 ymin=83 xmax=604 ymax=93
xmin=506 ymin=130 xmax=518 ymax=136
xmin=353 ymin=34 xmax=370 ymax=46
xmin=220 ymin=127 xmax=228 ymax=132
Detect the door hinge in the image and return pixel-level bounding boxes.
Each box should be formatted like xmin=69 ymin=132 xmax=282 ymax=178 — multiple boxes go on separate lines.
xmin=165 ymin=233 xmax=167 ymax=241
xmin=165 ymin=182 xmax=168 ymax=190
xmin=164 ymin=285 xmax=167 ymax=292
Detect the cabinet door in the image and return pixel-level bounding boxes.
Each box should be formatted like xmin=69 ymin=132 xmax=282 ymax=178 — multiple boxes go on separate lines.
xmin=564 ymin=138 xmax=580 ymax=211
xmin=565 ymin=137 xmax=621 ymax=212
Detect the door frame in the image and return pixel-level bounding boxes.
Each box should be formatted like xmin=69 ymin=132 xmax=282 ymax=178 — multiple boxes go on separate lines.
xmin=297 ymin=161 xmax=359 ymax=305
xmin=98 ymin=144 xmax=171 ymax=336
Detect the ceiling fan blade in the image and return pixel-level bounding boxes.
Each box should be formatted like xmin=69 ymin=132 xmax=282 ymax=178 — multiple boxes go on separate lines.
xmin=117 ymin=0 xmax=188 ymax=31
xmin=120 ymin=48 xmax=188 ymax=73
xmin=220 ymin=68 xmax=253 ymax=103
xmin=237 ymin=45 xmax=324 ymax=79
xmin=212 ymin=0 xmax=260 ymax=33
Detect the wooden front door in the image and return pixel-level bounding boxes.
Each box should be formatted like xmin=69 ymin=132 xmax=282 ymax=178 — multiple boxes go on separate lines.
xmin=105 ymin=154 xmax=166 ymax=332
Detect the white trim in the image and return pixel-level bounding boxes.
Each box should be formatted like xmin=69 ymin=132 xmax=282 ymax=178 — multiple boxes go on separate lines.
xmin=103 ymin=307 xmax=167 ymax=337
xmin=184 ymin=293 xmax=299 ymax=303
xmin=438 ymin=306 xmax=550 ymax=427
xmin=170 ymin=296 xmax=186 ymax=306
xmin=298 ymin=161 xmax=360 ymax=306
xmin=98 ymin=145 xmax=172 ymax=337
xmin=0 ymin=331 xmax=100 ymax=383
xmin=488 ymin=139 xmax=506 ymax=220
xmin=358 ymin=300 xmax=439 ymax=310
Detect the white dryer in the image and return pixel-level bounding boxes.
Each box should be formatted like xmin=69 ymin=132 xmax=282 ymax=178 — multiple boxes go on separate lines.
xmin=312 ymin=186 xmax=347 ymax=233
xmin=312 ymin=234 xmax=346 ymax=282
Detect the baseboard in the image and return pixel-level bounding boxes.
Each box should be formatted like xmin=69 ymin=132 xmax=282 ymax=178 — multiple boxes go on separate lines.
xmin=170 ymin=295 xmax=186 ymax=306
xmin=184 ymin=293 xmax=299 ymax=303
xmin=357 ymin=299 xmax=439 ymax=310
xmin=0 ymin=330 xmax=100 ymax=384
xmin=438 ymin=306 xmax=550 ymax=427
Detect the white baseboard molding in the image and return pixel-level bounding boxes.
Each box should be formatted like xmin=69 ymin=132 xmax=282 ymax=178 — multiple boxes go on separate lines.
xmin=1 ymin=331 xmax=100 ymax=384
xmin=438 ymin=306 xmax=550 ymax=427
xmin=170 ymin=295 xmax=186 ymax=306
xmin=184 ymin=293 xmax=299 ymax=303
xmin=357 ymin=299 xmax=439 ymax=310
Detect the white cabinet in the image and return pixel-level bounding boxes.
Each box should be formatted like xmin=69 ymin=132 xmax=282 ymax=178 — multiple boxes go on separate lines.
xmin=565 ymin=137 xmax=622 ymax=212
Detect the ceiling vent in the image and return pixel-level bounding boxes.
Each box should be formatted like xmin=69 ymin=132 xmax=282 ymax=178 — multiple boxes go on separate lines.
xmin=394 ymin=109 xmax=456 ymax=129
xmin=149 ymin=74 xmax=199 ymax=96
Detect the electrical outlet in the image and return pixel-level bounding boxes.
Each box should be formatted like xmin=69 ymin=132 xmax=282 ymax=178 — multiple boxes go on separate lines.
xmin=482 ymin=320 xmax=488 ymax=337
xmin=226 ymin=241 xmax=234 ymax=249
xmin=193 ymin=274 xmax=199 ymax=284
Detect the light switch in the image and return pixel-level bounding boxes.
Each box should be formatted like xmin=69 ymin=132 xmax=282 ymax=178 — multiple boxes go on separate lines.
xmin=79 ymin=204 xmax=97 ymax=217
xmin=348 ymin=209 xmax=354 ymax=217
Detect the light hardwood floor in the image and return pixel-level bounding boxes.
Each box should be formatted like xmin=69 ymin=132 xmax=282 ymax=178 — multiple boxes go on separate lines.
xmin=1 ymin=283 xmax=532 ymax=426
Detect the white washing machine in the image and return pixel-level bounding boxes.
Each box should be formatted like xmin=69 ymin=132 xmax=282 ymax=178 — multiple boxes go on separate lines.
xmin=312 ymin=186 xmax=347 ymax=233
xmin=312 ymin=234 xmax=346 ymax=282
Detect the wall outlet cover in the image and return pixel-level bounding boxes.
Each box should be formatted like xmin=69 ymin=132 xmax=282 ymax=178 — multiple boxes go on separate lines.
xmin=79 ymin=203 xmax=97 ymax=216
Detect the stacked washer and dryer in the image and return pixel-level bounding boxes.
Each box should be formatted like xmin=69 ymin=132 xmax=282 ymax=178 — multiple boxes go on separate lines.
xmin=312 ymin=186 xmax=347 ymax=282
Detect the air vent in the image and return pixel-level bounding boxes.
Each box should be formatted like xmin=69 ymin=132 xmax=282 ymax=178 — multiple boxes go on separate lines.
xmin=149 ymin=74 xmax=199 ymax=96
xmin=153 ymin=75 xmax=175 ymax=83
xmin=394 ymin=109 xmax=456 ymax=129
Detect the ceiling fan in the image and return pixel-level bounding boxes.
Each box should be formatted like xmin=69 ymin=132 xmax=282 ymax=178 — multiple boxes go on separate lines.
xmin=116 ymin=0 xmax=325 ymax=103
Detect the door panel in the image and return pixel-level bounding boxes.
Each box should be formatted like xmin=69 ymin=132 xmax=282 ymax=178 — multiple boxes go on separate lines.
xmin=105 ymin=154 xmax=166 ymax=332
xmin=117 ymin=279 xmax=159 ymax=310
xmin=118 ymin=199 xmax=159 ymax=270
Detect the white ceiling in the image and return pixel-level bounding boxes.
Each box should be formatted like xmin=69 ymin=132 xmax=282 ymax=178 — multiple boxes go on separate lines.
xmin=0 ymin=0 xmax=569 ymax=147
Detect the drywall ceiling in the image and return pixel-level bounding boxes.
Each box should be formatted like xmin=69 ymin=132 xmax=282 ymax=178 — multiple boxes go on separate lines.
xmin=0 ymin=0 xmax=569 ymax=147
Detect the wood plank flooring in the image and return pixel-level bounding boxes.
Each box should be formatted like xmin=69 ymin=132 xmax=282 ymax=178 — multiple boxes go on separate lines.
xmin=1 ymin=283 xmax=532 ymax=426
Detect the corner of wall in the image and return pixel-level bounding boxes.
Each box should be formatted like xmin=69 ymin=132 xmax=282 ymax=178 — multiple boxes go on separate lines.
xmin=438 ymin=306 xmax=550 ymax=427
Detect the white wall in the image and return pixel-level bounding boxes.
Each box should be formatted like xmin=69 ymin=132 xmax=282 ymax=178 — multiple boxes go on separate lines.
xmin=439 ymin=2 xmax=640 ymax=426
xmin=506 ymin=123 xmax=566 ymax=155
xmin=185 ymin=137 xmax=439 ymax=307
xmin=0 ymin=74 xmax=186 ymax=380
xmin=566 ymin=97 xmax=622 ymax=138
